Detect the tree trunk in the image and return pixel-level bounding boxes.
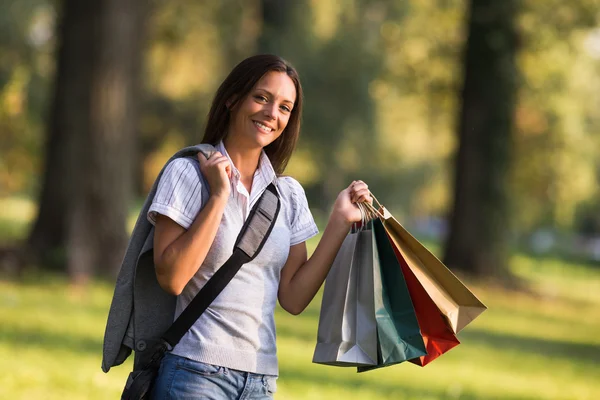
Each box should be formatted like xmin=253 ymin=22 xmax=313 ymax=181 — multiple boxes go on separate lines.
xmin=68 ymin=0 xmax=145 ymax=281
xmin=443 ymin=0 xmax=518 ymax=278
xmin=258 ymin=0 xmax=295 ymax=55
xmin=28 ymin=0 xmax=145 ymax=281
xmin=27 ymin=0 xmax=95 ymax=269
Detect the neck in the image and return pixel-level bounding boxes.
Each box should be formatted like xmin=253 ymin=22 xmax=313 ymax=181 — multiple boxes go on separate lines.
xmin=222 ymin=137 xmax=262 ymax=184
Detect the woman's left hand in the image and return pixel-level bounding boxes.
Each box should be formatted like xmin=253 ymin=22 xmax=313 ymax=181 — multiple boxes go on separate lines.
xmin=332 ymin=180 xmax=373 ymax=225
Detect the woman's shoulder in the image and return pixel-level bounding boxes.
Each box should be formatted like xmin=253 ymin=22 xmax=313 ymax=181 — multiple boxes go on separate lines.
xmin=276 ymin=176 xmax=317 ymax=236
xmin=154 ymin=156 xmax=204 ymax=196
xmin=166 ymin=156 xmax=200 ymax=170
xmin=276 ymin=175 xmax=307 ymax=198
xmin=160 ymin=157 xmax=201 ymax=182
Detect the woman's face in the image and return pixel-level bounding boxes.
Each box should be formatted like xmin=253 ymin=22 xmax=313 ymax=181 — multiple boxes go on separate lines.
xmin=227 ymin=71 xmax=296 ymax=150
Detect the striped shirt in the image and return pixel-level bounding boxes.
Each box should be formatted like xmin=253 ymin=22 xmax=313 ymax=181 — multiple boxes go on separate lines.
xmin=147 ymin=141 xmax=319 ymax=376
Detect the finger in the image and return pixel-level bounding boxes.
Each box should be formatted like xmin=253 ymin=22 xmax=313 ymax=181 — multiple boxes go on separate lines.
xmin=213 ymin=158 xmax=232 ymax=176
xmin=201 ymin=153 xmax=216 ymax=164
xmin=351 ymin=188 xmax=371 ymax=203
xmin=209 ymin=155 xmax=227 ymax=163
xmin=351 ymin=181 xmax=369 ymax=194
xmin=348 ymin=181 xmax=361 ymax=196
xmin=352 ymin=181 xmax=368 ymax=191
xmin=352 ymin=188 xmax=369 ymax=200
xmin=214 ymin=157 xmax=230 ymax=167
xmin=355 ymin=193 xmax=373 ymax=204
xmin=217 ymin=160 xmax=231 ymax=175
xmin=199 ymin=150 xmax=220 ymax=161
xmin=198 ymin=152 xmax=209 ymax=166
xmin=208 ymin=155 xmax=229 ymax=167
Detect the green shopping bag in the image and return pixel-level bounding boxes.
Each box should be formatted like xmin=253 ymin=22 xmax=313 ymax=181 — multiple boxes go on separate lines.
xmin=358 ymin=218 xmax=427 ymax=372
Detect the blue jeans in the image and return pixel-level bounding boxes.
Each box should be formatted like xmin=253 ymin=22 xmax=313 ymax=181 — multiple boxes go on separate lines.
xmin=151 ymin=353 xmax=277 ymax=399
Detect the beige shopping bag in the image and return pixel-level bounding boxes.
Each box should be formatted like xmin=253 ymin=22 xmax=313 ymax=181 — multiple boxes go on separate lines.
xmin=379 ymin=207 xmax=487 ymax=333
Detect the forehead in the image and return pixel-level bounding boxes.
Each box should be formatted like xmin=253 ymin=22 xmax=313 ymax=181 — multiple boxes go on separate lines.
xmin=254 ymin=71 xmax=296 ymax=103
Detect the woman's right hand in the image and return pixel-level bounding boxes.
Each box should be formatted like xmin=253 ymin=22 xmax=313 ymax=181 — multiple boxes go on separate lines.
xmin=198 ymin=151 xmax=232 ymax=200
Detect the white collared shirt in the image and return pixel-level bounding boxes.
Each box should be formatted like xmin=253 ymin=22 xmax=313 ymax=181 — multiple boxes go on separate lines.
xmin=147 ymin=141 xmax=319 ymax=375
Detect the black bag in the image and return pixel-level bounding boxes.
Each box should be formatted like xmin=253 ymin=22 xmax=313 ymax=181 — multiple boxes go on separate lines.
xmin=121 ymin=183 xmax=281 ymax=399
xmin=121 ymin=340 xmax=170 ymax=400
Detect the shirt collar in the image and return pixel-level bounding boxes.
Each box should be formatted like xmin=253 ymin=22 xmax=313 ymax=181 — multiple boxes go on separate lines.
xmin=215 ymin=141 xmax=277 ymax=196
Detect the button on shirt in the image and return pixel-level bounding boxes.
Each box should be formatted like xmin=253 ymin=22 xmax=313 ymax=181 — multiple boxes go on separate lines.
xmin=147 ymin=141 xmax=319 ymax=376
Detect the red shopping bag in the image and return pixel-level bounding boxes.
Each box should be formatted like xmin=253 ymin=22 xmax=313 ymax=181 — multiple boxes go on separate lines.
xmin=386 ymin=233 xmax=460 ymax=366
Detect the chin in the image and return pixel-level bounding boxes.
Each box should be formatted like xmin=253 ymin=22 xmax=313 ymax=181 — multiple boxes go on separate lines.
xmin=250 ymin=133 xmax=278 ymax=149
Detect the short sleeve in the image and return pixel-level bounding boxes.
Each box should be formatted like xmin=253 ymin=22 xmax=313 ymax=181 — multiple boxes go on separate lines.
xmin=279 ymin=177 xmax=319 ymax=246
xmin=147 ymin=158 xmax=203 ymax=229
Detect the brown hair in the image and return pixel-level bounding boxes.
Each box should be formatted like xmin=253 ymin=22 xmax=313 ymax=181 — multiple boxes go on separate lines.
xmin=201 ymin=54 xmax=303 ymax=175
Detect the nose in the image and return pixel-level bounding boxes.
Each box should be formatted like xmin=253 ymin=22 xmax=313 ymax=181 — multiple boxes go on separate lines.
xmin=263 ymin=103 xmax=277 ymax=120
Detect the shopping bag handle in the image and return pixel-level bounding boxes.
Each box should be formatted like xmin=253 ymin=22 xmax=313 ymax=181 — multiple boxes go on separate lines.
xmin=370 ymin=192 xmax=383 ymax=210
xmin=352 ymin=190 xmax=385 ymax=225
xmin=360 ymin=194 xmax=385 ymax=221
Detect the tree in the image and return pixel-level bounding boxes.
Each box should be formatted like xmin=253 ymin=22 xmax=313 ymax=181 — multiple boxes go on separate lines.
xmin=443 ymin=0 xmax=519 ymax=279
xmin=27 ymin=0 xmax=93 ymax=269
xmin=258 ymin=0 xmax=295 ymax=55
xmin=27 ymin=0 xmax=146 ymax=281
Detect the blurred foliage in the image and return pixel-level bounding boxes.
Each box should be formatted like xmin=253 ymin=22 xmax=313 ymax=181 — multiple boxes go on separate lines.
xmin=1 ymin=0 xmax=599 ymax=239
xmin=0 ymin=0 xmax=53 ymax=195
xmin=513 ymin=0 xmax=600 ymax=232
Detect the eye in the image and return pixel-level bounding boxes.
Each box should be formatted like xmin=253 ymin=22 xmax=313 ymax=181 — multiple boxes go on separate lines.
xmin=254 ymin=95 xmax=268 ymax=103
xmin=280 ymin=105 xmax=291 ymax=113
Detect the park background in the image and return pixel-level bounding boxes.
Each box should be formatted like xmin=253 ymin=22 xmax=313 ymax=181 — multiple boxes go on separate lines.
xmin=1 ymin=0 xmax=599 ymax=399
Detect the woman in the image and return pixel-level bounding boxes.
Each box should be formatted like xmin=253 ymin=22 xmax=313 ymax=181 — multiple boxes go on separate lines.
xmin=149 ymin=54 xmax=371 ymax=399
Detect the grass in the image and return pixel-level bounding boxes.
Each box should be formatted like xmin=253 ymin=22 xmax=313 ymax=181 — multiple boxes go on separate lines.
xmin=1 ymin=196 xmax=600 ymax=399
xmin=1 ymin=248 xmax=599 ymax=399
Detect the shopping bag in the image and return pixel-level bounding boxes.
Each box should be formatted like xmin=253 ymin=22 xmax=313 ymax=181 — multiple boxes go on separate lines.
xmin=386 ymin=233 xmax=460 ymax=366
xmin=312 ymin=225 xmax=378 ymax=366
xmin=358 ymin=219 xmax=427 ymax=372
xmin=380 ymin=207 xmax=487 ymax=333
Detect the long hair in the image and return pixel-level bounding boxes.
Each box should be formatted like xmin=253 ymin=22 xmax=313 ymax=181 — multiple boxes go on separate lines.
xmin=201 ymin=54 xmax=303 ymax=175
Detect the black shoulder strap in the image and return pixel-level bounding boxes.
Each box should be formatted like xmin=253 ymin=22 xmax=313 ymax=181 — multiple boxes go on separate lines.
xmin=161 ymin=183 xmax=281 ymax=349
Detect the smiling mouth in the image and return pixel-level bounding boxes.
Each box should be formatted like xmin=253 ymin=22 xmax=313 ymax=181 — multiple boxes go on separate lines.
xmin=253 ymin=121 xmax=274 ymax=133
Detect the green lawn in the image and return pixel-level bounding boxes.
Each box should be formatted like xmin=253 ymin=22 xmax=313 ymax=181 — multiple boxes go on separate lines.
xmin=1 ymin=197 xmax=599 ymax=399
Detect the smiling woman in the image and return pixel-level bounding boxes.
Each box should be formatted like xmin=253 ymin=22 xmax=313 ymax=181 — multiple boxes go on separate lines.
xmin=224 ymin=70 xmax=298 ymax=191
xmin=144 ymin=54 xmax=374 ymax=399
xmin=201 ymin=55 xmax=303 ymax=179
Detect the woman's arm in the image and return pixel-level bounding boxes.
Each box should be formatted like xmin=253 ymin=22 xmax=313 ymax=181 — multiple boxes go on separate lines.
xmin=154 ymin=195 xmax=228 ymax=295
xmin=278 ymin=181 xmax=371 ymax=315
xmin=153 ymin=152 xmax=231 ymax=295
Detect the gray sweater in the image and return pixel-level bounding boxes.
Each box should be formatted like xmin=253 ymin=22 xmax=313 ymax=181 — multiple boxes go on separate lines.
xmin=101 ymin=144 xmax=215 ymax=372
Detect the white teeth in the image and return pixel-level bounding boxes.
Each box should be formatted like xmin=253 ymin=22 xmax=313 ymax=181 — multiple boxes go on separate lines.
xmin=254 ymin=121 xmax=273 ymax=132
